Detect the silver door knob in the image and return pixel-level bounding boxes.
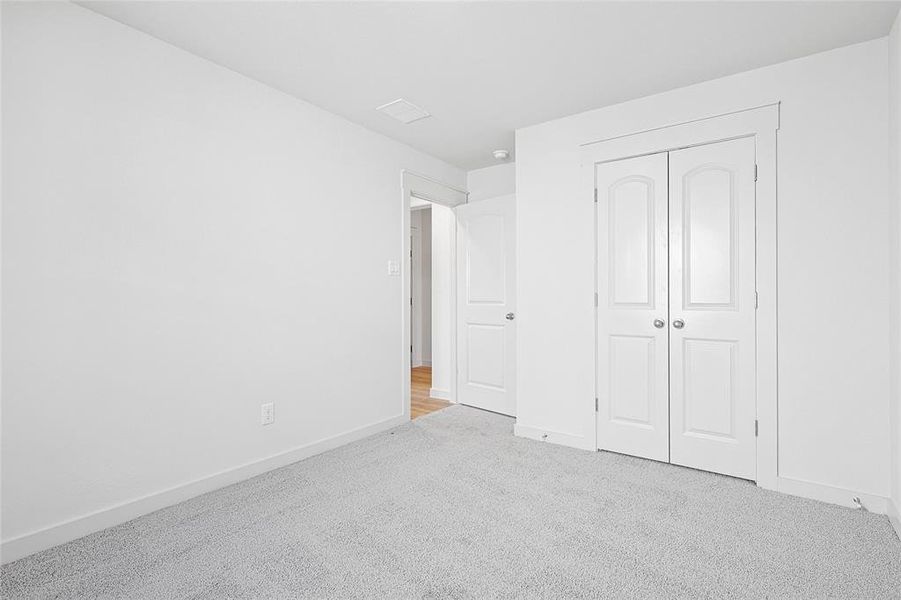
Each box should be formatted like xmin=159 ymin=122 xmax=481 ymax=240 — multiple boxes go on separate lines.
xmin=505 ymin=313 xmax=515 ymax=321
xmin=653 ymin=319 xmax=665 ymax=329
xmin=673 ymin=319 xmax=685 ymax=329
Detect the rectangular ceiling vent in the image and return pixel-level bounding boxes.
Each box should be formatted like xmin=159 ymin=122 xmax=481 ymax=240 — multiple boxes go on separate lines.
xmin=376 ymin=98 xmax=431 ymax=124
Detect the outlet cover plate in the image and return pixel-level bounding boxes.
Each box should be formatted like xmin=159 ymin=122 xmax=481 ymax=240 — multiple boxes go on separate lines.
xmin=261 ymin=402 xmax=274 ymax=425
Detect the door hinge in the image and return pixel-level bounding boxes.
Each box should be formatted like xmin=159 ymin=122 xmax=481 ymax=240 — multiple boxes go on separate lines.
xmin=594 ymin=188 xmax=598 ymax=203
xmin=594 ymin=292 xmax=599 ymax=307
xmin=754 ymin=164 xmax=758 ymax=182
xmin=595 ymin=397 xmax=599 ymax=412
xmin=755 ymin=419 xmax=759 ymax=437
xmin=755 ymin=291 xmax=759 ymax=309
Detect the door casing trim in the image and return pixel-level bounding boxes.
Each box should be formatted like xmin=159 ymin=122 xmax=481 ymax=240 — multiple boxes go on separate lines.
xmin=581 ymin=103 xmax=780 ymax=490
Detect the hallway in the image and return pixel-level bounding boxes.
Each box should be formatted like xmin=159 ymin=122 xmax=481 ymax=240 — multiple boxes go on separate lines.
xmin=411 ymin=366 xmax=451 ymax=419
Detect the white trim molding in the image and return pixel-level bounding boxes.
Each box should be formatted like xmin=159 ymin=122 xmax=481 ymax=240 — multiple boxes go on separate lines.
xmin=402 ymin=171 xmax=467 ymax=207
xmin=775 ymin=476 xmax=889 ymax=514
xmin=581 ymin=103 xmax=780 ymax=491
xmin=514 ymin=423 xmax=595 ymax=451
xmin=888 ymin=499 xmax=901 ymax=540
xmin=0 ymin=414 xmax=407 ymax=564
xmin=429 ymin=387 xmax=453 ymax=401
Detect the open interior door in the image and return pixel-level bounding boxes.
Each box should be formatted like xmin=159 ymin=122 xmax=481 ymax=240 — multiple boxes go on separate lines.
xmin=456 ymin=195 xmax=516 ymax=416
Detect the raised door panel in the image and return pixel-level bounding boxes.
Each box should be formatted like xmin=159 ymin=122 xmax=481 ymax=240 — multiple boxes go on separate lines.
xmin=609 ymin=178 xmax=655 ymax=308
xmin=681 ymin=338 xmax=737 ymax=440
xmin=466 ymin=215 xmax=506 ymax=305
xmin=608 ymin=335 xmax=657 ymax=428
xmin=466 ymin=324 xmax=506 ymax=390
xmin=683 ymin=166 xmax=738 ymax=309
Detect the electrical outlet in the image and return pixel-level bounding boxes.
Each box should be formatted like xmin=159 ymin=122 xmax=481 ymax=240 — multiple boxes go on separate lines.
xmin=387 ymin=260 xmax=400 ymax=276
xmin=260 ymin=402 xmax=274 ymax=426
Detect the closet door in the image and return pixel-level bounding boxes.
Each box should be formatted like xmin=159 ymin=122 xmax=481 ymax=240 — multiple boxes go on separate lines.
xmin=668 ymin=137 xmax=757 ymax=480
xmin=596 ymin=153 xmax=669 ymax=462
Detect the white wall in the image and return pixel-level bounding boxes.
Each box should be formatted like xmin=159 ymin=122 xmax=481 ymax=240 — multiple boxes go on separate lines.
xmin=411 ymin=209 xmax=422 ymax=365
xmin=467 ymin=163 xmax=515 ymax=202
xmin=429 ymin=203 xmax=455 ymax=400
xmin=889 ymin=10 xmax=901 ymax=530
xmin=516 ymin=39 xmax=892 ymax=503
xmin=410 ymin=207 xmax=432 ymax=366
xmin=1 ymin=2 xmax=464 ymax=560
xmin=420 ymin=208 xmax=432 ymax=364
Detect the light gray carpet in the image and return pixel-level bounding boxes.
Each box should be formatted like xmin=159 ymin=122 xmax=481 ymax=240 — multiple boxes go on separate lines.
xmin=3 ymin=405 xmax=900 ymax=599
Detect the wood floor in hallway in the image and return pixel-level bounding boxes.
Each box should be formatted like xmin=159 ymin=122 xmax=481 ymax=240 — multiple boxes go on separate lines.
xmin=411 ymin=366 xmax=451 ymax=419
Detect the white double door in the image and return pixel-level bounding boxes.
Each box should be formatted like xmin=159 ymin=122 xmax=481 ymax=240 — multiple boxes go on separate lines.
xmin=595 ymin=137 xmax=757 ymax=480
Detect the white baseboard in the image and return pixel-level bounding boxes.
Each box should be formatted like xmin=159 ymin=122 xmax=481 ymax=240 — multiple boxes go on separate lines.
xmin=510 ymin=425 xmax=896 ymax=518
xmin=888 ymin=498 xmax=901 ymax=540
xmin=1 ymin=414 xmax=408 ymax=565
xmin=774 ymin=476 xmax=889 ymax=514
xmin=421 ymin=359 xmax=431 ymax=367
xmin=429 ymin=387 xmax=452 ymax=401
xmin=514 ymin=422 xmax=594 ymax=451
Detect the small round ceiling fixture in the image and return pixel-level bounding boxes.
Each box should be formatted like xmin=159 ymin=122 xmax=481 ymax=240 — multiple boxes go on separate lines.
xmin=493 ymin=149 xmax=510 ymax=161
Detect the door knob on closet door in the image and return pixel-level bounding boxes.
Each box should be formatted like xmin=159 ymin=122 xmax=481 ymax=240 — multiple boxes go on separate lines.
xmin=505 ymin=313 xmax=515 ymax=321
xmin=673 ymin=319 xmax=685 ymax=329
xmin=653 ymin=319 xmax=665 ymax=329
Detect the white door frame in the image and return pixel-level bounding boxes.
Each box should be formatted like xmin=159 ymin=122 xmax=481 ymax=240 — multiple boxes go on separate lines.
xmin=581 ymin=103 xmax=780 ymax=490
xmin=400 ymin=171 xmax=468 ymax=420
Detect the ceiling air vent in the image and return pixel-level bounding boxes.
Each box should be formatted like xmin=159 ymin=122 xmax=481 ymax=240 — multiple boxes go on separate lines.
xmin=376 ymin=98 xmax=431 ymax=124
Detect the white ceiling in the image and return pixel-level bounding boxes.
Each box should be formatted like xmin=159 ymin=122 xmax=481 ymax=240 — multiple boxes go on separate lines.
xmin=80 ymin=1 xmax=900 ymax=170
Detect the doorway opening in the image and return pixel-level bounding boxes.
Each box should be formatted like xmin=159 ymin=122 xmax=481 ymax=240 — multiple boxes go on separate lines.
xmin=410 ymin=200 xmax=451 ymax=419
xmin=400 ymin=171 xmax=517 ymax=421
xmin=400 ymin=171 xmax=467 ymax=421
